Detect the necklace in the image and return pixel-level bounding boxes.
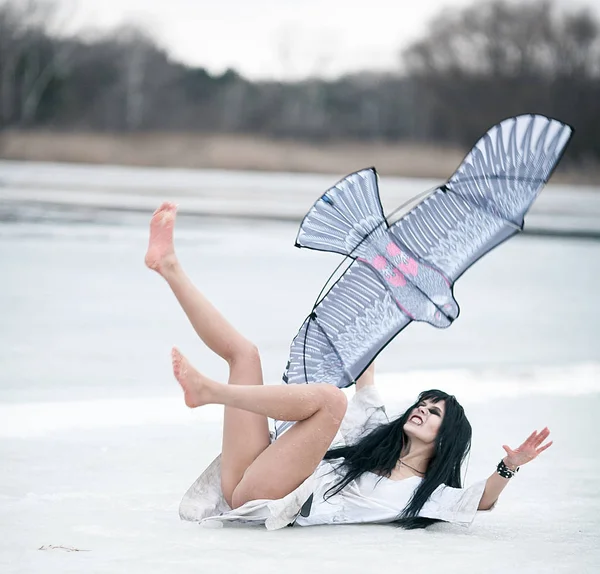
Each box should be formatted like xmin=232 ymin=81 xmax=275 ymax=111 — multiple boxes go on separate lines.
xmin=397 ymin=459 xmax=425 ymax=475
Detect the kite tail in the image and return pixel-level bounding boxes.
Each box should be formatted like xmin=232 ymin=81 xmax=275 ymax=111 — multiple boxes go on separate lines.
xmin=295 ymin=168 xmax=388 ymax=258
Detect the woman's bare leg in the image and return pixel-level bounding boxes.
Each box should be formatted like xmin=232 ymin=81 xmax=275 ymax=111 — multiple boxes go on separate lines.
xmin=172 ymin=348 xmax=347 ymax=508
xmin=145 ymin=202 xmax=270 ymax=505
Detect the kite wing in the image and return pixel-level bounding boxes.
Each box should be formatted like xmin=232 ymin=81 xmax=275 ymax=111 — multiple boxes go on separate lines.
xmin=283 ymin=260 xmax=412 ymax=388
xmin=389 ymin=114 xmax=572 ymax=282
xmin=282 ymin=114 xmax=573 ymax=390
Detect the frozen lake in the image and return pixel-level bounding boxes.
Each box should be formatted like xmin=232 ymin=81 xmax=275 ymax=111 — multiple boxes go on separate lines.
xmin=1 ymin=166 xmax=600 ymax=573
xmin=1 ymin=209 xmax=599 ymax=404
xmin=2 ymin=159 xmax=600 ymax=234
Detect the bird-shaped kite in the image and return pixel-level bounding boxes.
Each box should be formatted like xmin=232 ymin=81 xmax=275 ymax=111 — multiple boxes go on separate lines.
xmin=279 ymin=115 xmax=572 ymax=425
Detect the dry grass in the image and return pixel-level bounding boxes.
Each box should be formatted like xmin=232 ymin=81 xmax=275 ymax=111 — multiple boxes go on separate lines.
xmin=0 ymin=131 xmax=464 ymax=178
xmin=0 ymin=130 xmax=597 ymax=184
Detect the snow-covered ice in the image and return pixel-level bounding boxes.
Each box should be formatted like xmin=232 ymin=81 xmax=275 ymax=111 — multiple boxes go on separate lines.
xmin=1 ymin=169 xmax=599 ymax=573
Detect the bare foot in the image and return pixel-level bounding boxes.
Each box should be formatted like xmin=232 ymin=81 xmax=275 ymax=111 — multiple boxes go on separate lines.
xmin=171 ymin=347 xmax=212 ymax=408
xmin=145 ymin=202 xmax=178 ymax=274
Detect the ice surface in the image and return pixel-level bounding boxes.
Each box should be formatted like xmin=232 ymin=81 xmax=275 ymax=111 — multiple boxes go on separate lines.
xmin=2 ymin=379 xmax=600 ymax=574
xmin=1 ymin=170 xmax=599 ymax=572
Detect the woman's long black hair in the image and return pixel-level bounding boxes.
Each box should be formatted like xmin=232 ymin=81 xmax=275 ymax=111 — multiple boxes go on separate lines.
xmin=322 ymin=389 xmax=472 ymax=529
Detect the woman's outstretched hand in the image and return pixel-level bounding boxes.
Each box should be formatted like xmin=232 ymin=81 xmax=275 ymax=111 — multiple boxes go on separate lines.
xmin=502 ymin=427 xmax=553 ymax=469
xmin=479 ymin=428 xmax=553 ymax=510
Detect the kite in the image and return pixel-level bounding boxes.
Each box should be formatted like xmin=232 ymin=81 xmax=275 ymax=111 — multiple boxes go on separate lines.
xmin=277 ymin=114 xmax=572 ymax=437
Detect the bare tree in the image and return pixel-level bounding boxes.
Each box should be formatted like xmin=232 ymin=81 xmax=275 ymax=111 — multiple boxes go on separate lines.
xmin=1 ymin=0 xmax=598 ymax=162
xmin=0 ymin=0 xmax=28 ymax=126
xmin=110 ymin=26 xmax=153 ymax=131
xmin=402 ymin=0 xmax=600 ymax=158
xmin=0 ymin=0 xmax=76 ymax=127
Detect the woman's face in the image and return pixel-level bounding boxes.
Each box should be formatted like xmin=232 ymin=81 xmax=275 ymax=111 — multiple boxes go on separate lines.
xmin=403 ymin=398 xmax=445 ymax=444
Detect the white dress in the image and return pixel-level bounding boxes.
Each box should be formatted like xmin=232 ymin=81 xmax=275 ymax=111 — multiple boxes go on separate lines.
xmin=179 ymin=386 xmax=489 ymax=530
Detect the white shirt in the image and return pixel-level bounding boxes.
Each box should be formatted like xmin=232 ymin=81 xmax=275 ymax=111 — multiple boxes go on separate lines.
xmin=294 ymin=461 xmax=486 ymax=527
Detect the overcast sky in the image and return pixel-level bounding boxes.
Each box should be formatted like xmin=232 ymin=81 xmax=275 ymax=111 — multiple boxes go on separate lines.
xmin=57 ymin=0 xmax=598 ymax=80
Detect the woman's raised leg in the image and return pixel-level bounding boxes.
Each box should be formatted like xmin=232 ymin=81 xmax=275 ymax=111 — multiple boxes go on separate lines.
xmin=145 ymin=202 xmax=271 ymax=506
xmin=172 ymin=348 xmax=347 ymax=508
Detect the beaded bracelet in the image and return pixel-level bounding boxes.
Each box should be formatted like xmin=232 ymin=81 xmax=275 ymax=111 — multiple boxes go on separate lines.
xmin=497 ymin=459 xmax=519 ymax=479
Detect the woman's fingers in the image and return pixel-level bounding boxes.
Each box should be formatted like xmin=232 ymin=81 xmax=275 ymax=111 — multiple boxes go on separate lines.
xmin=536 ymin=441 xmax=553 ymax=455
xmin=503 ymin=427 xmax=552 ymax=463
xmin=522 ymin=430 xmax=539 ymax=447
xmin=532 ymin=428 xmax=551 ymax=448
xmin=523 ymin=427 xmax=550 ymax=448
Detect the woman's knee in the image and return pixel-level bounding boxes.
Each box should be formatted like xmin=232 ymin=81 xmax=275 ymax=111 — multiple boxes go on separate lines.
xmin=227 ymin=341 xmax=261 ymax=373
xmin=318 ymin=384 xmax=348 ymax=422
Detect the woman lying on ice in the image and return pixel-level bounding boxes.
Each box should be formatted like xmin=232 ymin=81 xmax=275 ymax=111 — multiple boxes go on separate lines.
xmin=145 ymin=201 xmax=553 ymax=530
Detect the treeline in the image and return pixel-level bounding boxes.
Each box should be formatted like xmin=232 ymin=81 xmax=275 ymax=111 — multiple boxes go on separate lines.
xmin=0 ymin=0 xmax=598 ymax=161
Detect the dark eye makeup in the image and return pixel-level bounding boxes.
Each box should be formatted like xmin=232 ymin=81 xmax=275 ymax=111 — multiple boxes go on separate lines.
xmin=417 ymin=402 xmax=442 ymax=417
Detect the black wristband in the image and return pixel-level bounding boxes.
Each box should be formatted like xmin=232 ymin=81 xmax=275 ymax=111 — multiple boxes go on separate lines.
xmin=497 ymin=459 xmax=519 ymax=479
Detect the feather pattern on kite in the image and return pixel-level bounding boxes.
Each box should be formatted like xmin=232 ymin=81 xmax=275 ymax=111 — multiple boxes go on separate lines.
xmin=279 ymin=115 xmax=572 ymax=427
